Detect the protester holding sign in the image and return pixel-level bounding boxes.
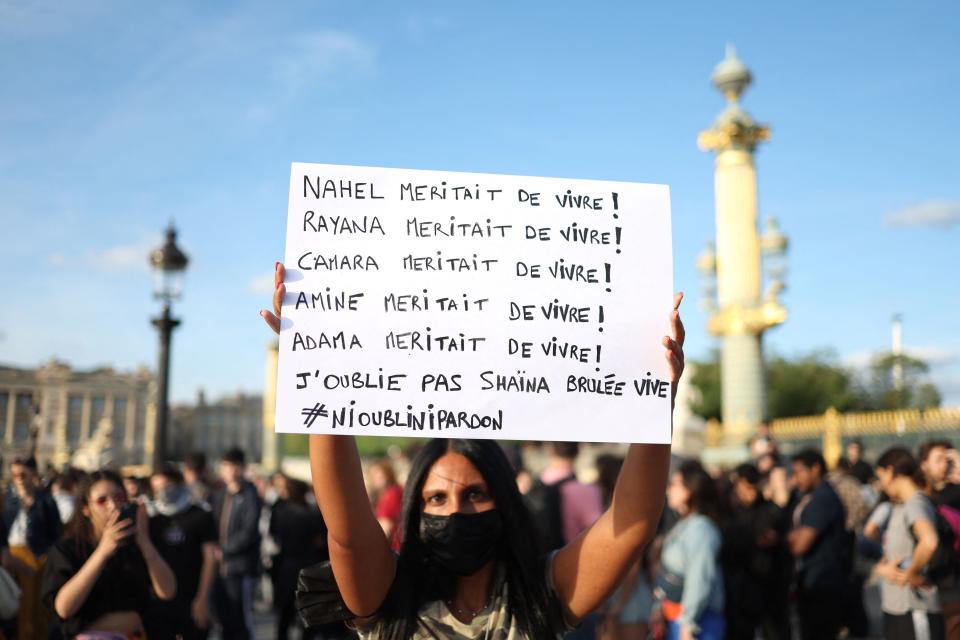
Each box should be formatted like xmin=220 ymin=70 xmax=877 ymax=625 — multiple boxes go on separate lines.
xmin=262 ymin=261 xmax=684 ymax=639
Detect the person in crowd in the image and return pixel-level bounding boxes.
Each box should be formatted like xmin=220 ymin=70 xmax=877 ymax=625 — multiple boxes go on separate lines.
xmin=183 ymin=451 xmax=214 ymax=507
xmin=761 ymin=465 xmax=791 ymax=511
xmin=919 ymin=440 xmax=960 ymax=510
xmin=750 ymin=421 xmax=776 ymax=463
xmin=3 ymin=455 xmax=62 ymax=639
xmin=596 ymin=455 xmax=656 ymax=640
xmin=368 ymin=459 xmax=404 ymax=552
xmin=122 ymin=475 xmax=149 ymax=503
xmin=43 ymin=463 xmax=60 ymax=491
xmin=845 ymin=439 xmax=875 ymax=486
xmin=918 ymin=440 xmax=960 ymax=636
xmin=0 ymin=489 xmax=14 ymax=640
xmin=210 ymin=447 xmax=262 ymax=640
xmin=868 ymin=447 xmax=944 ymax=640
xmin=499 ymin=444 xmax=533 ymax=496
xmin=51 ymin=467 xmax=85 ymax=525
xmin=270 ymin=473 xmax=350 ymax=639
xmin=721 ymin=463 xmax=788 ymax=640
xmin=262 ymin=262 xmax=685 ymax=640
xmin=828 ymin=459 xmax=871 ymax=637
xmin=788 ymin=449 xmax=848 ymax=640
xmin=653 ymin=460 xmax=724 ymax=640
xmin=595 ymin=454 xmax=624 ymax=509
xmin=538 ymin=441 xmax=604 ymax=548
xmin=535 ymin=440 xmax=606 ymax=639
xmin=41 ymin=469 xmax=176 ymax=638
xmin=146 ymin=464 xmax=217 ymax=640
xmin=917 ymin=441 xmax=960 ymax=640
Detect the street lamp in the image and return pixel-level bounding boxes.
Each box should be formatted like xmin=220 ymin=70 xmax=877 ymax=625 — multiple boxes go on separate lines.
xmin=149 ymin=223 xmax=188 ymax=470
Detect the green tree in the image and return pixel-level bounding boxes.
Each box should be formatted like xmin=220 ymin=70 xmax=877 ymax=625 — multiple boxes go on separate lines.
xmin=686 ymin=348 xmax=941 ymax=421
xmin=858 ymin=352 xmax=942 ymax=410
xmin=766 ymin=350 xmax=859 ymax=417
xmin=688 ymin=351 xmax=722 ymax=421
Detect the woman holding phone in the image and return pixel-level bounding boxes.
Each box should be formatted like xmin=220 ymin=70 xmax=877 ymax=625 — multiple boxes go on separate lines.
xmin=42 ymin=470 xmax=176 ymax=639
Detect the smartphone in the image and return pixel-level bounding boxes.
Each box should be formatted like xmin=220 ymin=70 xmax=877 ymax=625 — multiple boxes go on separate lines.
xmin=117 ymin=502 xmax=137 ymax=545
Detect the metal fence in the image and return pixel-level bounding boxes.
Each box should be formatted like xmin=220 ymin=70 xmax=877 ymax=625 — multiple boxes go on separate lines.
xmin=706 ymin=406 xmax=960 ymax=466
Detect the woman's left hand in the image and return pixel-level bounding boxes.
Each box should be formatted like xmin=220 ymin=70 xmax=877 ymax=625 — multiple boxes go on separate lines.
xmin=134 ymin=500 xmax=152 ymax=551
xmin=663 ymin=292 xmax=685 ymax=408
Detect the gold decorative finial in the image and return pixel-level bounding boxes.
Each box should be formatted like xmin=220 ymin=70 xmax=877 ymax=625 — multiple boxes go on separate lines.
xmin=699 ymin=45 xmax=769 ymax=153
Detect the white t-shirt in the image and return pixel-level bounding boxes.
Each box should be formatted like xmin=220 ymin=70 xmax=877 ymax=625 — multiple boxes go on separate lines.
xmin=7 ymin=508 xmax=28 ymax=546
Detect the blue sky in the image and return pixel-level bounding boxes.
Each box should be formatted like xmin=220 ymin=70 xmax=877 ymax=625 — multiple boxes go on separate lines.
xmin=1 ymin=1 xmax=957 ymax=406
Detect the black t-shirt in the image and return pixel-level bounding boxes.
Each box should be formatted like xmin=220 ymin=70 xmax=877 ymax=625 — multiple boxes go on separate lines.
xmin=849 ymin=460 xmax=874 ymax=485
xmin=270 ymin=500 xmax=327 ymax=566
xmin=722 ymin=499 xmax=782 ymax=582
xmin=933 ymin=482 xmax=960 ymax=511
xmin=794 ymin=481 xmax=847 ymax=592
xmin=42 ymin=537 xmax=152 ymax=639
xmin=148 ymin=505 xmax=216 ymax=603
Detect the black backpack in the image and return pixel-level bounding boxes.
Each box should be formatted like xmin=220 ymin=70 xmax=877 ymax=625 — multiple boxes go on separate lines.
xmin=925 ymin=507 xmax=960 ymax=590
xmin=907 ymin=497 xmax=960 ymax=590
xmin=524 ymin=474 xmax=575 ymax=552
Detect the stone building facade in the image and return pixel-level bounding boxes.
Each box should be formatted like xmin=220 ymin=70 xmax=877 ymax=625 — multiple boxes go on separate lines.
xmin=0 ymin=360 xmax=156 ymax=472
xmin=171 ymin=391 xmax=263 ymax=464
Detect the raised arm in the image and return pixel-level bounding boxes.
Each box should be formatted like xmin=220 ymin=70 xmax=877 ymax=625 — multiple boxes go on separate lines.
xmin=135 ymin=502 xmax=176 ymax=600
xmin=261 ymin=262 xmax=395 ymax=617
xmin=551 ymin=293 xmax=683 ymax=621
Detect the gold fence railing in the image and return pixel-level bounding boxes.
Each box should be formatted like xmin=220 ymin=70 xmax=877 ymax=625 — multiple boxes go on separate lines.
xmin=705 ymin=406 xmax=960 ymax=467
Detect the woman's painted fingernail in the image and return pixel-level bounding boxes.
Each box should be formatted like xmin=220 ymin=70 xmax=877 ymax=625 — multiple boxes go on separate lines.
xmin=275 ymin=261 xmax=280 ymax=270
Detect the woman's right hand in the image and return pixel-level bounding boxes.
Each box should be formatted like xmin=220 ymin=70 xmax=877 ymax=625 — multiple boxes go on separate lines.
xmin=95 ymin=510 xmax=135 ymax=559
xmin=259 ymin=262 xmax=285 ymax=335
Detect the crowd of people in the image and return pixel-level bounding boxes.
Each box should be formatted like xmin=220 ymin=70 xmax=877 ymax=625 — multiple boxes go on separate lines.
xmin=0 ymin=276 xmax=957 ymax=640
xmin=2 ymin=434 xmax=960 ymax=639
xmin=0 ymin=448 xmax=351 ymax=640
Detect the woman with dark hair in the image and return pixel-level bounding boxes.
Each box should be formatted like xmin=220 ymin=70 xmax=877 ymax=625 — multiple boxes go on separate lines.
xmin=41 ymin=469 xmax=176 ymax=639
xmin=654 ymin=460 xmax=724 ymax=640
xmin=870 ymin=447 xmax=944 ymax=640
xmin=262 ymin=262 xmax=685 ymax=639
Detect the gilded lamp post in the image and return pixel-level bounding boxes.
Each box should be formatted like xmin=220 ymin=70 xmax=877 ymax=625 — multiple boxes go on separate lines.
xmin=697 ymin=45 xmax=788 ymax=445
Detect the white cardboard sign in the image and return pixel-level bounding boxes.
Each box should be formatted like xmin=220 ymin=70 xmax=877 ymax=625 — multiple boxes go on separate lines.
xmin=276 ymin=163 xmax=674 ymax=444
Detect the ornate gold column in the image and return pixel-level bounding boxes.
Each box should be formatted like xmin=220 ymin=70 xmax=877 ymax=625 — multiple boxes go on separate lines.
xmin=698 ymin=45 xmax=787 ymax=445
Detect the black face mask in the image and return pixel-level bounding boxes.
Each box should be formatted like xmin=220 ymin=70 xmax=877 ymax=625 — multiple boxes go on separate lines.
xmin=419 ymin=510 xmax=503 ymax=576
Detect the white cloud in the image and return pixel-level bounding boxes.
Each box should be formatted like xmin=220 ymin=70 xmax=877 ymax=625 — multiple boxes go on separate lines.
xmin=843 ymin=351 xmax=874 ymax=369
xmin=249 ymin=272 xmax=274 ymax=296
xmin=885 ymin=201 xmax=960 ymax=228
xmin=908 ymin=347 xmax=958 ymax=368
xmin=47 ymin=236 xmax=160 ymax=274
xmin=90 ymin=239 xmax=155 ymax=273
